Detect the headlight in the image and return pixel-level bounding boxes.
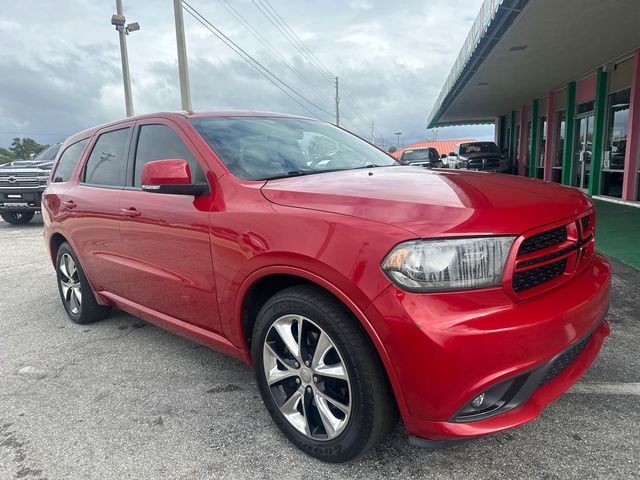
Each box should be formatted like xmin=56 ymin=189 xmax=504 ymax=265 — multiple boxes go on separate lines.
xmin=381 ymin=237 xmax=515 ymax=292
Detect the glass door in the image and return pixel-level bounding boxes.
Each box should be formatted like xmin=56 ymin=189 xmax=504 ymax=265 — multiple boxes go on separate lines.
xmin=573 ymin=114 xmax=594 ymax=189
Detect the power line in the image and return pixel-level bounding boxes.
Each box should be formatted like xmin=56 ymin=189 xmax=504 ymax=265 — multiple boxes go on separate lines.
xmin=252 ymin=0 xmax=370 ymax=127
xmin=181 ymin=1 xmax=333 ymax=121
xmin=252 ymin=0 xmax=334 ymax=83
xmin=215 ymin=0 xmax=329 ymax=102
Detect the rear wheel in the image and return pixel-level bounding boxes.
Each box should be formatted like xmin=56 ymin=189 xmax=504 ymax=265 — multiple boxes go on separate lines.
xmin=0 ymin=211 xmax=34 ymax=224
xmin=251 ymin=285 xmax=397 ymax=462
xmin=56 ymin=242 xmax=111 ymax=324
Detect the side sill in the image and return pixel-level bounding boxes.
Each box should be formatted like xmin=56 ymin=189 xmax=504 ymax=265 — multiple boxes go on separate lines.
xmin=99 ymin=291 xmax=249 ymax=364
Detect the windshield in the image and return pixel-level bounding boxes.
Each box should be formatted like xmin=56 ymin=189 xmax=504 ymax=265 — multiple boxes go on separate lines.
xmin=190 ymin=117 xmax=397 ymax=180
xmin=32 ymin=143 xmax=61 ymax=162
xmin=459 ymin=142 xmax=499 ymax=155
xmin=401 ymin=148 xmax=438 ymax=162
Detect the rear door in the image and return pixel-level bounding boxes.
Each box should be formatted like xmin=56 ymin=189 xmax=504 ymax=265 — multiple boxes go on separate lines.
xmin=59 ymin=124 xmax=133 ymax=291
xmin=116 ymin=118 xmax=221 ymax=332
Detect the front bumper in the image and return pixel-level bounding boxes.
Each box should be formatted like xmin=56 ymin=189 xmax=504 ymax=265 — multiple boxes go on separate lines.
xmin=365 ymin=253 xmax=611 ymax=442
xmin=0 ymin=189 xmax=45 ymax=211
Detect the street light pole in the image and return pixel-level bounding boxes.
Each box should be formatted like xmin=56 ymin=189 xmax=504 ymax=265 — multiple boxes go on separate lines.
xmin=173 ymin=0 xmax=193 ymax=113
xmin=394 ymin=131 xmax=402 ymax=148
xmin=112 ymin=0 xmax=138 ymax=117
xmin=334 ymin=76 xmax=340 ymax=127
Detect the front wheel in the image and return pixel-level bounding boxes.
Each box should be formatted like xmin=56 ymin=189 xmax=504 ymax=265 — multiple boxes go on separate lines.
xmin=252 ymin=285 xmax=397 ymax=462
xmin=0 ymin=211 xmax=34 ymax=224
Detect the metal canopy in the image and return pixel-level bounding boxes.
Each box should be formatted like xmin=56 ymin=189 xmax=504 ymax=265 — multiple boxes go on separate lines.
xmin=428 ymin=0 xmax=640 ymax=127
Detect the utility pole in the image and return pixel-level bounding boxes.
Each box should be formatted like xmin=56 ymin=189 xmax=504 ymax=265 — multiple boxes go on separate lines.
xmin=370 ymin=121 xmax=375 ymax=143
xmin=111 ymin=0 xmax=140 ymax=117
xmin=334 ymin=76 xmax=340 ymax=126
xmin=173 ymin=0 xmax=193 ymax=113
xmin=394 ymin=131 xmax=402 ymax=148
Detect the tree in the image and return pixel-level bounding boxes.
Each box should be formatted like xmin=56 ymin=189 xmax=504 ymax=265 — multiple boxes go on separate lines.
xmin=388 ymin=146 xmax=397 ymax=153
xmin=0 ymin=147 xmax=15 ymax=164
xmin=9 ymin=137 xmax=48 ymax=160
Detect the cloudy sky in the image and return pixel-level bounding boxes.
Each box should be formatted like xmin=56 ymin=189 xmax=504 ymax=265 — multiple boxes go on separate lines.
xmin=0 ymin=0 xmax=493 ymax=150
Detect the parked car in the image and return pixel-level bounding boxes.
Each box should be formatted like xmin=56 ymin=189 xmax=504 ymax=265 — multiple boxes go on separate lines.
xmin=399 ymin=147 xmax=443 ymax=168
xmin=450 ymin=141 xmax=505 ymax=172
xmin=0 ymin=143 xmax=61 ymax=224
xmin=43 ymin=112 xmax=610 ymax=462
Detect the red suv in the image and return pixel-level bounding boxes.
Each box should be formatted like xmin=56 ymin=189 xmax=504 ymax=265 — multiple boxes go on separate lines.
xmin=43 ymin=112 xmax=611 ymax=462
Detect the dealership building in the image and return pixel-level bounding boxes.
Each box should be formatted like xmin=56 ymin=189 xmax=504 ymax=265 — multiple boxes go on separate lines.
xmin=428 ymin=0 xmax=640 ymax=204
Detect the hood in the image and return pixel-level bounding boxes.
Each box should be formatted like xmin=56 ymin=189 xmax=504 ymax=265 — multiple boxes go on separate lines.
xmin=261 ymin=166 xmax=592 ymax=237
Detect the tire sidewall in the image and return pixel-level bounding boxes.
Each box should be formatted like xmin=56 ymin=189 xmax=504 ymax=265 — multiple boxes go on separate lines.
xmin=56 ymin=243 xmax=84 ymax=323
xmin=1 ymin=211 xmax=34 ymax=224
xmin=252 ymin=293 xmax=374 ymax=462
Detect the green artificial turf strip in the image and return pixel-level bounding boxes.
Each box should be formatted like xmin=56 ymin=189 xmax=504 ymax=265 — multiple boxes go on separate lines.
xmin=594 ymin=199 xmax=640 ymax=269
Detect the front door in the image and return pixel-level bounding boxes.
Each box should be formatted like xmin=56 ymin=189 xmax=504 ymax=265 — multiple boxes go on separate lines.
xmin=573 ymin=114 xmax=594 ymax=190
xmin=116 ymin=120 xmax=221 ymax=332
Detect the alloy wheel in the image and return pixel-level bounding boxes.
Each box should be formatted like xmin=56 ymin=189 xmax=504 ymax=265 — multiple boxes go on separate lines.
xmin=59 ymin=253 xmax=82 ymax=314
xmin=263 ymin=315 xmax=351 ymax=441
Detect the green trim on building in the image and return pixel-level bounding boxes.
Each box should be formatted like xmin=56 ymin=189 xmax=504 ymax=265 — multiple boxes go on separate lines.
xmin=588 ymin=69 xmax=609 ymax=196
xmin=561 ymin=82 xmax=577 ymax=185
xmin=529 ymin=99 xmax=539 ymax=178
xmin=510 ymin=110 xmax=517 ymax=172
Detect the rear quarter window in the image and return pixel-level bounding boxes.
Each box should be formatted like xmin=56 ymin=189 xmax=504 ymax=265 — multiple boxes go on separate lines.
xmin=52 ymin=139 xmax=89 ymax=183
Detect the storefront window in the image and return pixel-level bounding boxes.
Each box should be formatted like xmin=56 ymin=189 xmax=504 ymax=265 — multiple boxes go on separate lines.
xmin=515 ymin=124 xmax=520 ymax=171
xmin=554 ymin=111 xmax=566 ymax=168
xmin=601 ymin=88 xmax=630 ymax=198
xmin=538 ymin=117 xmax=547 ymax=168
xmin=526 ymin=121 xmax=532 ymax=174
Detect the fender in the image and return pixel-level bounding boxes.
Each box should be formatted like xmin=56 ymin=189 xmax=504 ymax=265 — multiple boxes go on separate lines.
xmin=46 ymin=228 xmax=111 ymax=307
xmin=234 ymin=264 xmax=410 ymax=421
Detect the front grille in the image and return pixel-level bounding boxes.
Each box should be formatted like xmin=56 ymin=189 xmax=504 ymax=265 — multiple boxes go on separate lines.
xmin=0 ymin=180 xmax=40 ymax=187
xmin=512 ymin=258 xmax=567 ymax=292
xmin=540 ymin=334 xmax=591 ymax=385
xmin=580 ymin=216 xmax=590 ymax=231
xmin=467 ymin=157 xmax=500 ymax=169
xmin=518 ymin=226 xmax=567 ymax=255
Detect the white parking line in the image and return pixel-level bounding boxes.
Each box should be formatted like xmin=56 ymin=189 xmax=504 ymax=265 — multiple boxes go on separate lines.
xmin=568 ymin=383 xmax=640 ymax=395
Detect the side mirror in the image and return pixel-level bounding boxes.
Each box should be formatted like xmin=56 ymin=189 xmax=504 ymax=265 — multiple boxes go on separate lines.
xmin=141 ymin=159 xmax=209 ymax=196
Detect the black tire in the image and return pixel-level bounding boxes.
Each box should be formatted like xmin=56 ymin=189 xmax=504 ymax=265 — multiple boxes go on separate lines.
xmin=1 ymin=211 xmax=34 ymax=224
xmin=251 ymin=285 xmax=397 ymax=462
xmin=55 ymin=242 xmax=111 ymax=324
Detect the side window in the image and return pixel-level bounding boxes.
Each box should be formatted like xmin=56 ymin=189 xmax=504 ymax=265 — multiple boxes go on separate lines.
xmin=52 ymin=139 xmax=89 ymax=183
xmin=133 ymin=124 xmax=205 ymax=186
xmin=83 ymin=128 xmax=130 ymax=186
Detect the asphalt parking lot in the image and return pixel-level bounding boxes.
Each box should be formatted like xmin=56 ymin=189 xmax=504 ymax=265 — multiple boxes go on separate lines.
xmin=1 ymin=215 xmax=639 ymax=479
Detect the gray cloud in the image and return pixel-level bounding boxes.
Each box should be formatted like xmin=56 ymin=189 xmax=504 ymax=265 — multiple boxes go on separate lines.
xmin=0 ymin=0 xmax=493 ymax=149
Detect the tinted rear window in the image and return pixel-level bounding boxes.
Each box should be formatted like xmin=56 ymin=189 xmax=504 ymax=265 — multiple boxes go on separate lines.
xmin=52 ymin=139 xmax=89 ymax=183
xmin=83 ymin=128 xmax=130 ymax=187
xmin=401 ymin=148 xmax=439 ymax=161
xmin=459 ymin=142 xmax=499 ymax=155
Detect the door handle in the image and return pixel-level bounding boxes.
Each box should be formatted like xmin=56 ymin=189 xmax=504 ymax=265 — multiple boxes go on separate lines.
xmin=62 ymin=200 xmax=77 ymax=209
xmin=120 ymin=207 xmax=141 ymax=217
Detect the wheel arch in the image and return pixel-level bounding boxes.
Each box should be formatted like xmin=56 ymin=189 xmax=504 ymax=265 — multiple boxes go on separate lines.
xmin=236 ymin=266 xmax=408 ymax=418
xmin=49 ymin=232 xmax=69 ymax=265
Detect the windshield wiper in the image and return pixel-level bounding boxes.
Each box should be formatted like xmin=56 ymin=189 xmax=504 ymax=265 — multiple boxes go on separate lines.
xmin=257 ymin=170 xmax=311 ymax=181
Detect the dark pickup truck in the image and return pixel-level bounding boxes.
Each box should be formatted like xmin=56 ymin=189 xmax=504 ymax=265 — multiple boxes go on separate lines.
xmin=0 ymin=143 xmax=61 ymax=224
xmin=450 ymin=141 xmax=507 ymax=172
